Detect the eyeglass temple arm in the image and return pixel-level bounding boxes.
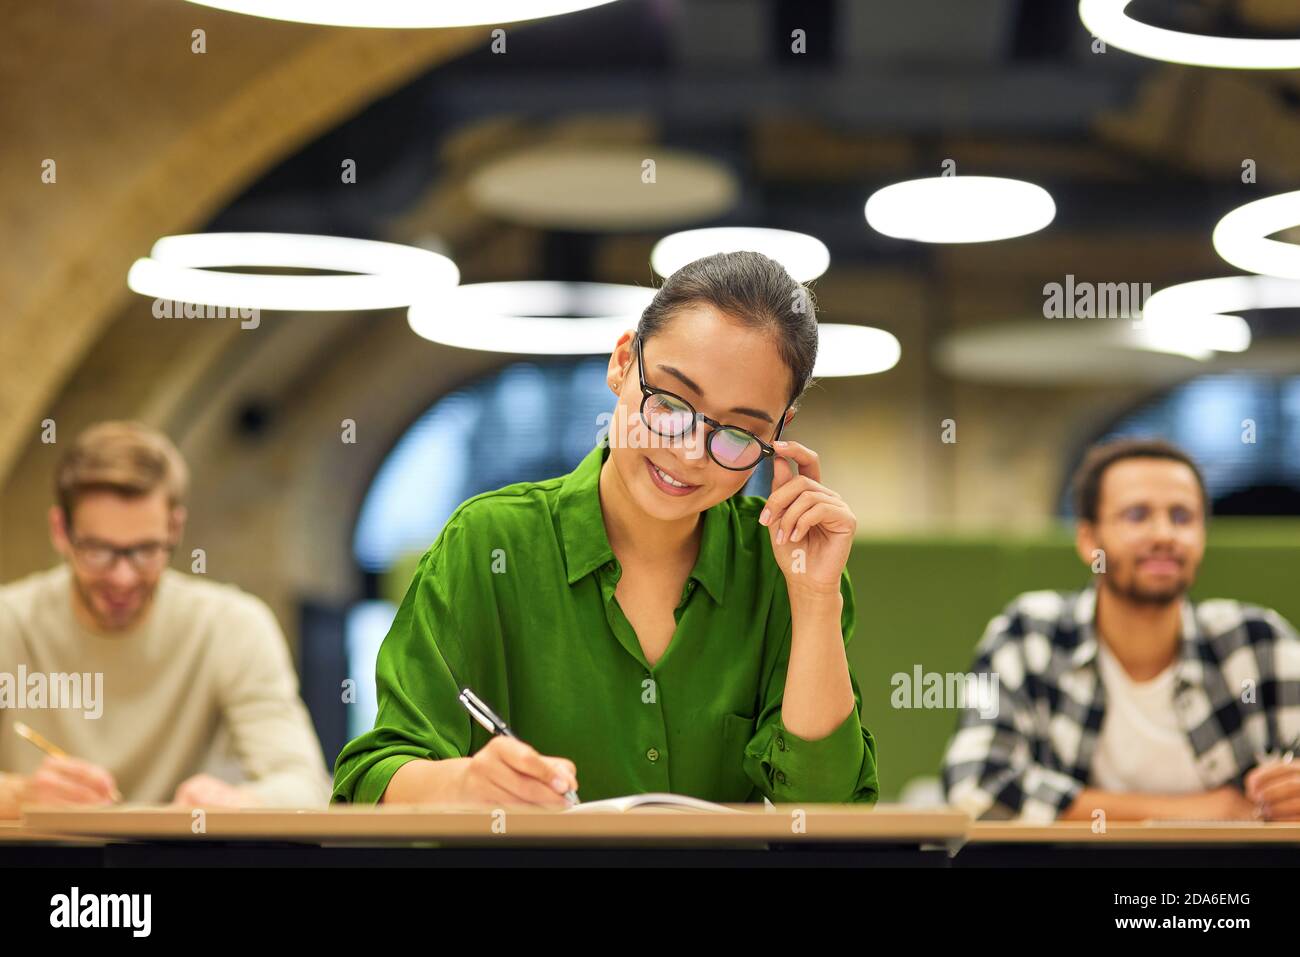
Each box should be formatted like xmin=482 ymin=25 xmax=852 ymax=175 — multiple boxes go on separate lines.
xmin=773 ymin=398 xmax=795 ymax=443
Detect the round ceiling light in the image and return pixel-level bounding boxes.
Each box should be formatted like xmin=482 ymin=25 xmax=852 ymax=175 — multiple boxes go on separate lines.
xmin=651 ymin=228 xmax=830 ymax=282
xmin=183 ymin=0 xmax=625 ymax=28
xmin=1213 ymin=190 xmax=1300 ymax=280
xmin=1078 ymin=0 xmax=1300 ymax=69
xmin=865 ymin=176 xmax=1055 ymax=244
xmin=409 ymin=283 xmax=899 ymax=375
xmin=1131 ymin=315 xmax=1251 ymax=360
xmin=813 ymin=325 xmax=901 ymax=377
xmin=408 ymin=281 xmax=654 ymax=354
xmin=1141 ymin=276 xmax=1291 ymax=349
xmin=128 ymin=233 xmax=459 ymax=311
xmin=935 ymin=316 xmax=1247 ymax=386
xmin=468 ymin=146 xmax=738 ymax=232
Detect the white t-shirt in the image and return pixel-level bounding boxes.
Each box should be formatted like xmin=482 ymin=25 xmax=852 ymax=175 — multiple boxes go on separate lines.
xmin=1089 ymin=640 xmax=1204 ymax=793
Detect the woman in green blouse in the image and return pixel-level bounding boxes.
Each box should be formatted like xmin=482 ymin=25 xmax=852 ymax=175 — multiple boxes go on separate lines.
xmin=333 ymin=250 xmax=878 ymax=806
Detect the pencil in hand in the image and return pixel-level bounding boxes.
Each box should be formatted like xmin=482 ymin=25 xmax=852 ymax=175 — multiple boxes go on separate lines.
xmin=12 ymin=721 xmax=124 ymax=803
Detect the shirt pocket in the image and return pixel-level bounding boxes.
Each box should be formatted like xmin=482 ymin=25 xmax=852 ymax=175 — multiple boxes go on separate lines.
xmin=718 ymin=712 xmax=759 ymax=802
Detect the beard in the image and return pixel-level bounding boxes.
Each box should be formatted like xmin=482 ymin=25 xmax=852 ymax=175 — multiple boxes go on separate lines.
xmin=1097 ymin=561 xmax=1192 ymax=607
xmin=71 ymin=573 xmax=152 ymax=631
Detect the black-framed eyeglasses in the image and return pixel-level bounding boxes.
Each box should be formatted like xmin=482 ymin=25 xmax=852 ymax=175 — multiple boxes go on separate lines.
xmin=634 ymin=333 xmax=791 ymax=471
xmin=69 ymin=537 xmax=174 ymax=573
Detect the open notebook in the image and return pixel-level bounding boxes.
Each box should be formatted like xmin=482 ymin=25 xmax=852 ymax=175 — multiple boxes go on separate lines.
xmin=564 ymin=793 xmax=741 ymax=813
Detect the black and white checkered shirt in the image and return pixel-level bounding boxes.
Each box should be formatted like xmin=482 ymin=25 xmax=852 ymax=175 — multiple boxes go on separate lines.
xmin=942 ymin=586 xmax=1300 ymax=821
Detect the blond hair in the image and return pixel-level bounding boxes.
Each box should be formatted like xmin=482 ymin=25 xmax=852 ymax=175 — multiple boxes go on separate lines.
xmin=55 ymin=421 xmax=189 ymax=518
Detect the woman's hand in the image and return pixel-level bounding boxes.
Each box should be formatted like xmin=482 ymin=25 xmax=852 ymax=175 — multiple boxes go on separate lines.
xmin=456 ymin=737 xmax=579 ymax=807
xmin=758 ymin=440 xmax=856 ymax=597
xmin=382 ymin=738 xmax=579 ymax=806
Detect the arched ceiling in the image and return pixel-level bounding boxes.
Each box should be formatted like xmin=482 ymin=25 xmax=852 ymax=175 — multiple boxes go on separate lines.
xmin=0 ymin=0 xmax=482 ymax=489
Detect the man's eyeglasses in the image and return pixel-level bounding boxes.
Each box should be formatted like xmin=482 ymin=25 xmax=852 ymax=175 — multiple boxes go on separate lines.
xmin=69 ymin=538 xmax=174 ymax=573
xmin=634 ymin=333 xmax=791 ymax=471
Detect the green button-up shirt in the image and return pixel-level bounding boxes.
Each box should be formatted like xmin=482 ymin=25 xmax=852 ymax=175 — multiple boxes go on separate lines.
xmin=332 ymin=439 xmax=878 ymax=805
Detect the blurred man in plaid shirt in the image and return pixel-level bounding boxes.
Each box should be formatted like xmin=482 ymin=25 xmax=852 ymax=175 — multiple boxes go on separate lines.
xmin=943 ymin=438 xmax=1300 ymax=822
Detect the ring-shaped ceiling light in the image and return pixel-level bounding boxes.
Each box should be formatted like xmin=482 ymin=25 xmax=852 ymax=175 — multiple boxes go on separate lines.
xmin=182 ymin=0 xmax=625 ymax=28
xmin=1213 ymin=190 xmax=1300 ymax=280
xmin=1139 ymin=276 xmax=1295 ymax=357
xmin=813 ymin=325 xmax=901 ymax=376
xmin=408 ymin=282 xmax=654 ymax=354
xmin=469 ymin=147 xmax=739 ymax=232
xmin=865 ymin=176 xmax=1055 ymax=244
xmin=651 ymin=228 xmax=831 ymax=282
xmin=936 ymin=319 xmax=1241 ymax=385
xmin=409 ymin=282 xmax=900 ymax=375
xmin=128 ymin=233 xmax=460 ymax=311
xmin=1078 ymin=0 xmax=1300 ymax=69
xmin=1131 ymin=314 xmax=1252 ymax=361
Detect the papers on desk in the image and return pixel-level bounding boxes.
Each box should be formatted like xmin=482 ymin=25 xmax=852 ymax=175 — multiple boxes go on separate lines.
xmin=1142 ymin=819 xmax=1268 ymax=827
xmin=565 ymin=792 xmax=740 ymax=813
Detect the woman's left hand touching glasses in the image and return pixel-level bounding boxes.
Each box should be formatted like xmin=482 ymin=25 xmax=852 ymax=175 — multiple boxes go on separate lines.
xmin=758 ymin=440 xmax=857 ymax=597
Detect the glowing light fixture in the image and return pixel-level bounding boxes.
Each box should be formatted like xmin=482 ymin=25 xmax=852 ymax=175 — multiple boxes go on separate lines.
xmin=1078 ymin=0 xmax=1300 ymax=69
xmin=1213 ymin=190 xmax=1300 ymax=280
xmin=813 ymin=325 xmax=901 ymax=377
xmin=128 ymin=233 xmax=459 ymax=311
xmin=865 ymin=176 xmax=1055 ymax=244
xmin=409 ymin=282 xmax=900 ymax=375
xmin=408 ymin=282 xmax=654 ymax=354
xmin=1140 ymin=276 xmax=1289 ymax=357
xmin=182 ymin=0 xmax=625 ymax=29
xmin=651 ymin=228 xmax=830 ymax=282
xmin=1132 ymin=315 xmax=1252 ymax=361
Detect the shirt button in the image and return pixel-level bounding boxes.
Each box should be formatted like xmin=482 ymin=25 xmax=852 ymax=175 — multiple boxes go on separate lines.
xmin=776 ymin=771 xmax=787 ymax=785
xmin=776 ymin=736 xmax=786 ymax=751
xmin=646 ymin=748 xmax=660 ymax=763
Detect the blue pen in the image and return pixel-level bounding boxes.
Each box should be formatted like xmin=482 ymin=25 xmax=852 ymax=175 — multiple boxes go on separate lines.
xmin=458 ymin=686 xmax=580 ymax=806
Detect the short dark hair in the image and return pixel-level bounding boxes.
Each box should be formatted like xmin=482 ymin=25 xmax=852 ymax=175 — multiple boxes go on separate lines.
xmin=1070 ymin=437 xmax=1208 ymax=523
xmin=636 ymin=250 xmax=818 ymax=411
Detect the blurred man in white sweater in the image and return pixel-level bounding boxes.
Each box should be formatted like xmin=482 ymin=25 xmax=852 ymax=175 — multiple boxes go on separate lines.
xmin=0 ymin=421 xmax=330 ymax=817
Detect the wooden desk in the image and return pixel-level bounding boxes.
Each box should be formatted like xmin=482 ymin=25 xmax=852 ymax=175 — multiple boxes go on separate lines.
xmin=0 ymin=819 xmax=105 ymax=867
xmin=957 ymin=820 xmax=1300 ymax=867
xmin=968 ymin=821 xmax=1300 ymax=844
xmin=0 ymin=819 xmax=104 ymax=843
xmin=10 ymin=811 xmax=1300 ymax=867
xmin=10 ymin=804 xmax=967 ymax=868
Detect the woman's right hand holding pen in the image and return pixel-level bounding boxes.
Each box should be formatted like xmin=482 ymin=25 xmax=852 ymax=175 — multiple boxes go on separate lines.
xmin=457 ymin=737 xmax=578 ymax=806
xmin=383 ymin=737 xmax=578 ymax=807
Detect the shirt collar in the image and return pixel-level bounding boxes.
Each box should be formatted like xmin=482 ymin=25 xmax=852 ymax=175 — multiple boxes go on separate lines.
xmin=556 ymin=438 xmax=729 ymax=604
xmin=1071 ymin=581 xmax=1201 ymax=673
xmin=1069 ymin=586 xmax=1101 ymax=668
